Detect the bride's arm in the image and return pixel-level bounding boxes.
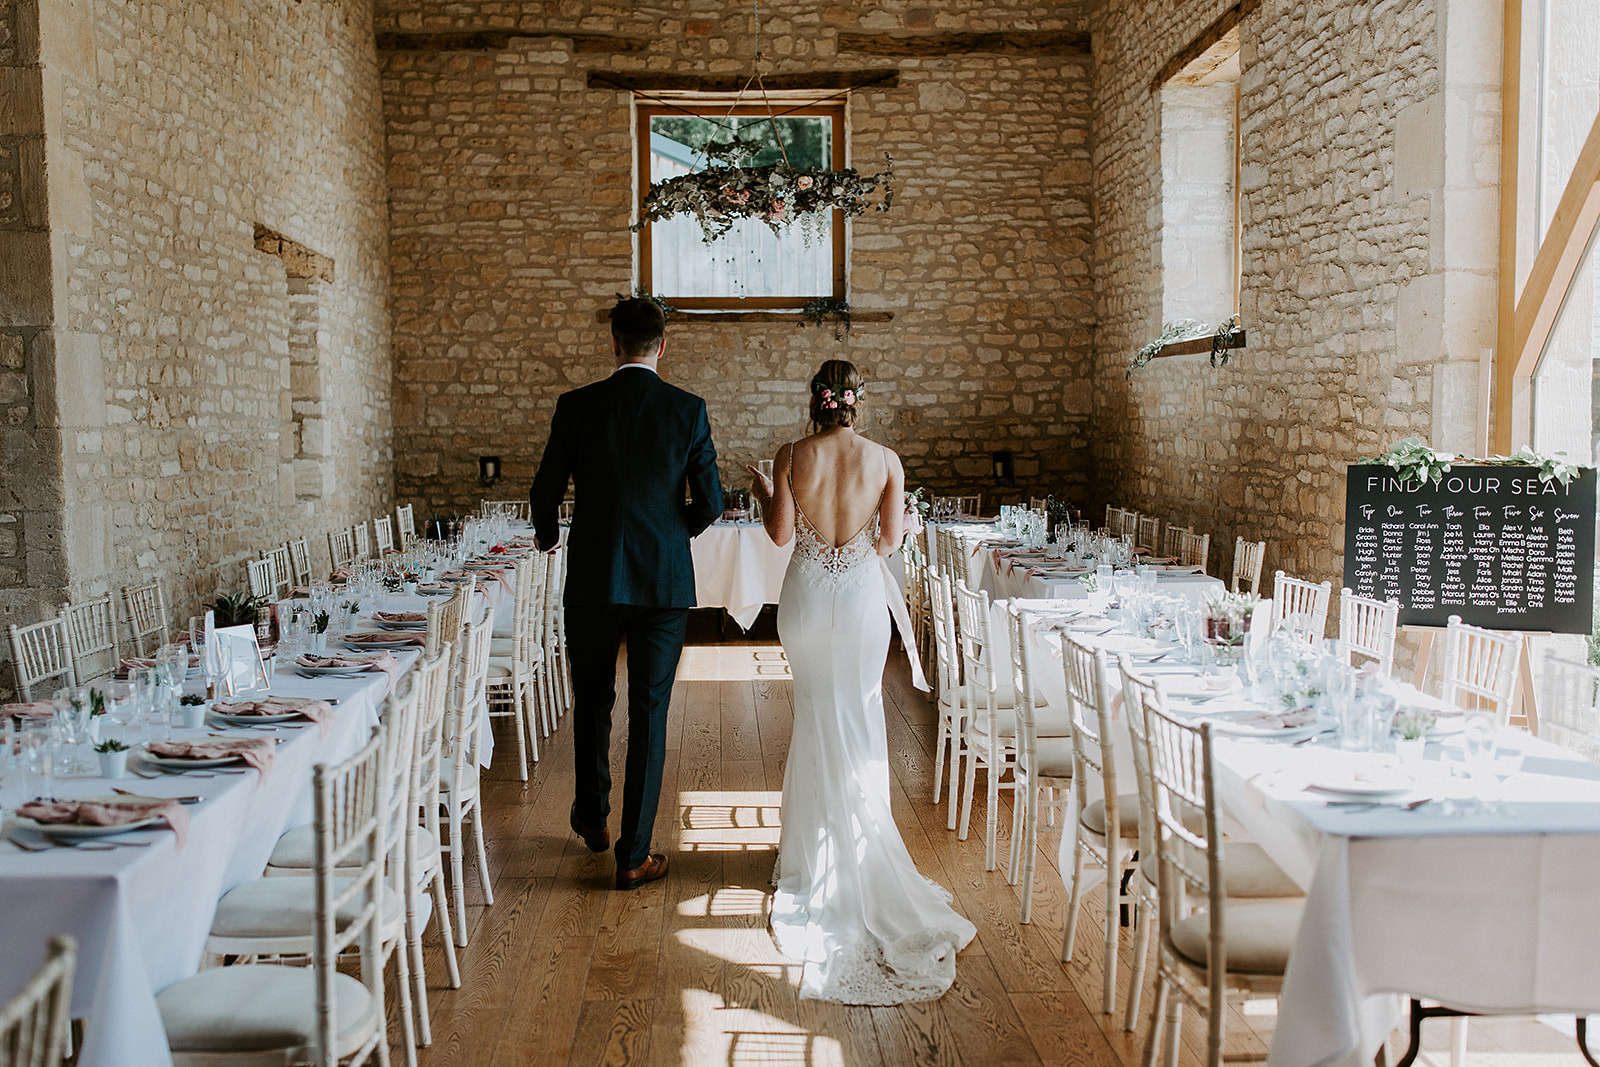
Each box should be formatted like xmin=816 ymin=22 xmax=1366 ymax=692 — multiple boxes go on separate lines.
xmin=748 ymin=443 xmax=794 ymax=547
xmin=875 ymin=449 xmax=906 ymax=556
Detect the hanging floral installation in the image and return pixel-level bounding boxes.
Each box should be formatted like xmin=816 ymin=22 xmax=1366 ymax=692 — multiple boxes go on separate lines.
xmin=633 ymin=136 xmax=894 ymax=245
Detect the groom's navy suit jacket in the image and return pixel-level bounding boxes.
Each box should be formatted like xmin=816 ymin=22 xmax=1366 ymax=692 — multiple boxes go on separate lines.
xmin=530 ymin=365 xmax=723 ymax=608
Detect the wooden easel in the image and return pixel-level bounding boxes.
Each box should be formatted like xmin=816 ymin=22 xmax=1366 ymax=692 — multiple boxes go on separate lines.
xmin=1403 ymin=623 xmax=1543 ymax=734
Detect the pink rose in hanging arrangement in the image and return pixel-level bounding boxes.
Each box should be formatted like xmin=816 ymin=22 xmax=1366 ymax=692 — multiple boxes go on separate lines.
xmin=633 ymin=154 xmax=895 ymax=243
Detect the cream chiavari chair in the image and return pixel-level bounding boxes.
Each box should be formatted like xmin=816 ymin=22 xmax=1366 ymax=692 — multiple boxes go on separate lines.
xmin=1440 ymin=615 xmax=1521 ymax=725
xmin=1137 ymin=514 xmax=1162 ymax=555
xmin=351 ymin=521 xmax=372 ymax=563
xmin=158 ymin=727 xmax=389 ymax=1067
xmin=1103 ymin=503 xmax=1117 ymax=531
xmin=406 ymin=648 xmax=463 ymax=1028
xmin=1140 ymin=707 xmax=1303 ymax=1067
xmin=373 ymin=515 xmax=395 ymax=556
xmin=927 ymin=574 xmax=968 ymax=828
xmin=1177 ymin=530 xmax=1210 ymax=573
xmin=481 ymin=499 xmax=529 ymax=521
xmin=8 ymin=618 xmax=76 ymax=701
xmin=1540 ymin=655 xmax=1600 ymax=760
xmin=441 ymin=614 xmax=494 ymax=943
xmin=122 ymin=580 xmax=171 ymax=658
xmin=328 ymin=527 xmax=356 ymax=572
xmin=1029 ymin=496 xmax=1048 ymax=513
xmin=1268 ymin=570 xmax=1331 ymax=643
xmin=1162 ymin=524 xmax=1191 ymax=561
xmin=1337 ymin=588 xmax=1399 ymax=675
xmin=547 ymin=540 xmax=573 ymax=715
xmin=904 ymin=524 xmax=934 ymax=669
xmin=557 ymin=499 xmax=575 ymax=523
xmin=266 ymin=544 xmax=293 ymax=600
xmin=245 ymin=557 xmax=276 ymax=602
xmin=59 ymin=594 xmax=120 ymax=687
xmin=0 ymin=934 xmax=75 ymax=1067
xmin=953 ymin=578 xmax=1015 ymax=869
xmin=220 ymin=685 xmax=420 ymax=1063
xmin=395 ymin=503 xmax=417 ymax=549
xmin=1231 ymin=537 xmax=1266 ymax=596
xmin=1060 ymin=633 xmax=1141 ymax=1017
xmin=485 ymin=555 xmax=540 ymax=779
xmin=1004 ymin=604 xmax=1073 ymax=925
xmin=286 ymin=537 xmax=314 ymax=588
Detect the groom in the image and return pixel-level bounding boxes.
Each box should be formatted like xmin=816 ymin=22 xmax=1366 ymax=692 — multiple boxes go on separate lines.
xmin=530 ymin=296 xmax=723 ymax=889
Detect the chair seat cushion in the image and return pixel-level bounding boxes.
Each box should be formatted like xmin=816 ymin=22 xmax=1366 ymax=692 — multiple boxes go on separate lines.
xmin=441 ymin=759 xmax=478 ymax=797
xmin=267 ymin=823 xmax=440 ymax=874
xmin=209 ymin=875 xmax=401 ymax=942
xmin=486 ymin=659 xmax=515 ymax=680
xmin=1025 ymin=736 xmax=1075 ymax=779
xmin=1168 ymin=898 xmax=1305 ymax=976
xmin=973 ymin=702 xmax=1072 ymax=741
xmin=1080 ymin=794 xmax=1141 ymax=838
xmin=157 ymin=964 xmax=375 ymax=1055
xmin=1140 ymin=842 xmax=1304 ymax=899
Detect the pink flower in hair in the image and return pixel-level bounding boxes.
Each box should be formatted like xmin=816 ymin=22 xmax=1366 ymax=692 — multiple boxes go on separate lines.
xmin=842 ymin=389 xmax=855 ymax=406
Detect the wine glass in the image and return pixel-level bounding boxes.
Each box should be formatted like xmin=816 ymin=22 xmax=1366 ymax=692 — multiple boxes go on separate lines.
xmin=51 ymin=686 xmax=92 ymax=775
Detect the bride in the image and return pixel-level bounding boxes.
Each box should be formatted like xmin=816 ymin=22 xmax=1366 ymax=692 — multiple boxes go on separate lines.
xmin=748 ymin=359 xmax=976 ymax=1005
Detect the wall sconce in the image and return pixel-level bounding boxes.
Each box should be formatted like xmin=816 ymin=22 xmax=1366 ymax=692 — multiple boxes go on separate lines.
xmin=991 ymin=450 xmax=1014 ymax=484
xmin=478 ymin=455 xmax=501 ymax=485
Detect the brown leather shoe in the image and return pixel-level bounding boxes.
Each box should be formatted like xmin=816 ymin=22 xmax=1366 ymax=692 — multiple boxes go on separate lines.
xmin=570 ymin=804 xmax=610 ymax=853
xmin=615 ymin=852 xmax=669 ymax=891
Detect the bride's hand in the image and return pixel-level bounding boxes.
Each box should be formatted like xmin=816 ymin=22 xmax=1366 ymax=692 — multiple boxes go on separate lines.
xmin=745 ymin=464 xmax=774 ymax=503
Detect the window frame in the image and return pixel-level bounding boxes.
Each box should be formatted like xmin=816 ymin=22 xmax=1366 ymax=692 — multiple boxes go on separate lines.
xmin=635 ymin=102 xmax=848 ymax=311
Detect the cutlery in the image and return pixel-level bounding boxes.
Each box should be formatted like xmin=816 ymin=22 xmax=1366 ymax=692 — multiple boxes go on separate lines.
xmin=112 ymin=788 xmax=203 ymax=805
xmin=1095 ymin=626 xmax=1117 ymax=636
xmin=6 ymin=834 xmax=52 ymax=852
xmin=38 ymin=836 xmax=115 ymax=851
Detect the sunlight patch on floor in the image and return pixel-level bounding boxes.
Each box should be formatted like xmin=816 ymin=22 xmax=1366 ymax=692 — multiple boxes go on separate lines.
xmin=674 ymin=930 xmax=802 ymax=977
xmin=679 ymin=790 xmax=783 ymax=851
xmin=677 ymin=645 xmax=791 ymax=682
xmin=678 ymin=990 xmax=842 ymax=1067
xmin=678 ymin=887 xmax=771 ymax=918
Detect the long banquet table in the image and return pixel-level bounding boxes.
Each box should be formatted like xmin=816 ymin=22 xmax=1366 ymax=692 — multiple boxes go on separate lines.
xmin=691 ymin=520 xmax=792 ymax=630
xmin=1000 ymin=597 xmax=1600 ymax=1067
xmin=0 ymin=649 xmax=410 ymax=1067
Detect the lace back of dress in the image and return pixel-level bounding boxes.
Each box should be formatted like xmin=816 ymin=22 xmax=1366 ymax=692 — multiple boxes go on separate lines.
xmin=788 ymin=460 xmax=880 ymax=587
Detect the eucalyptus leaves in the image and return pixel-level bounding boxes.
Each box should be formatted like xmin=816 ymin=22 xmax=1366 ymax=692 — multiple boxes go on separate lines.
xmin=1360 ymin=436 xmax=1582 ymax=488
xmin=1126 ymin=315 xmax=1244 ymax=379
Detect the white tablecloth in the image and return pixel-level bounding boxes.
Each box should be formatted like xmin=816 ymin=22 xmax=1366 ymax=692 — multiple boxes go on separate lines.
xmin=691 ymin=521 xmax=792 ymax=630
xmin=0 ymin=656 xmax=401 ymax=1067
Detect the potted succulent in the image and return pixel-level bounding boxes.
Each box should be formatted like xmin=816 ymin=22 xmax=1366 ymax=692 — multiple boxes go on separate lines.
xmin=310 ymin=611 xmax=331 ymax=654
xmin=95 ymin=737 xmax=130 ymax=778
xmin=1392 ymin=708 xmax=1435 ymax=766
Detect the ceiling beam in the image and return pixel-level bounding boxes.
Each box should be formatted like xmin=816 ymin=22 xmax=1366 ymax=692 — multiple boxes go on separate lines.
xmin=1151 ymin=0 xmax=1260 ymax=93
xmin=586 ymin=70 xmax=900 ymax=93
xmin=376 ymin=31 xmax=648 ymax=53
xmin=836 ymin=30 xmax=1089 ymax=57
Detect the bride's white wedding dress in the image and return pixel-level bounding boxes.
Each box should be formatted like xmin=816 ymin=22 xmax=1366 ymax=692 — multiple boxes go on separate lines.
xmin=769 ymin=471 xmax=977 ymax=1004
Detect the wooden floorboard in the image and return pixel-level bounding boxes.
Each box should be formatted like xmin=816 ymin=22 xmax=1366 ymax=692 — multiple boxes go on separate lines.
xmin=401 ymin=636 xmax=1570 ymax=1067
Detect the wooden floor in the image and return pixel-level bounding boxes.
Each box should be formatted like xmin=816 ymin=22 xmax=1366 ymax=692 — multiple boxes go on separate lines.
xmin=398 ymin=628 xmax=1590 ymax=1067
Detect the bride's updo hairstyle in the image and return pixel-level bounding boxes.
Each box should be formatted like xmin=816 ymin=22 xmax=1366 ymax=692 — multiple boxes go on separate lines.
xmin=808 ymin=360 xmax=866 ymax=433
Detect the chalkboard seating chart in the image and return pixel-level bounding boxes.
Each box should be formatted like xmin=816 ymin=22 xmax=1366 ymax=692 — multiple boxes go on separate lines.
xmin=1343 ymin=464 xmax=1597 ymax=633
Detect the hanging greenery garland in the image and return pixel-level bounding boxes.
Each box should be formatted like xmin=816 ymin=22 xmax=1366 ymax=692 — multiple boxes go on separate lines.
xmin=633 ymin=143 xmax=894 ymax=245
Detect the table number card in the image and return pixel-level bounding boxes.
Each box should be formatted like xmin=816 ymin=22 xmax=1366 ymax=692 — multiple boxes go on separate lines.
xmin=1342 ymin=463 xmax=1597 ymax=633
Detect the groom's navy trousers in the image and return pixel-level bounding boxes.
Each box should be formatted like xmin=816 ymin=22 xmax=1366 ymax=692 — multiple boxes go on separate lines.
xmin=566 ymin=605 xmax=688 ymax=869
xmin=529 ymin=364 xmax=722 ymax=871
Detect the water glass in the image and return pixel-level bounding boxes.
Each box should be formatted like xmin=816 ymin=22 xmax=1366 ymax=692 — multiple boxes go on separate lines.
xmin=51 ymin=686 xmax=92 ymax=774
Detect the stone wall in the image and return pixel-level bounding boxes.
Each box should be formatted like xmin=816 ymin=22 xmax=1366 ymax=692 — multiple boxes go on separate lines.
xmin=1089 ymin=0 xmax=1486 ymax=597
xmin=378 ymin=1 xmax=1096 ymax=520
xmin=20 ymin=0 xmax=394 ymax=650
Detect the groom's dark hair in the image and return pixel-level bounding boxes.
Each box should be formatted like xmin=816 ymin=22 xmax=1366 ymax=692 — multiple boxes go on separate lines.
xmin=610 ymin=297 xmax=667 ymax=360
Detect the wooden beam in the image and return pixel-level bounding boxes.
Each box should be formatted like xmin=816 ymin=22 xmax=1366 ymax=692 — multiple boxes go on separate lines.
xmin=587 ymin=70 xmax=899 ymax=93
xmin=1146 ymin=330 xmax=1247 ymax=359
xmin=375 ymin=31 xmax=649 ymax=53
xmin=1151 ymin=0 xmax=1260 ymax=94
xmin=591 ymin=308 xmax=894 ymax=325
xmin=1509 ymin=109 xmax=1600 ymax=379
xmin=835 ymin=30 xmax=1090 ymax=57
xmin=1492 ymin=0 xmax=1524 ymax=454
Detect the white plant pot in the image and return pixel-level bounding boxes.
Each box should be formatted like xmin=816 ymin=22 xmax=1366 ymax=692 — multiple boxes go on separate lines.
xmin=180 ymin=703 xmax=206 ymax=730
xmin=402 ymin=581 xmax=418 ymax=595
xmin=1394 ymin=737 xmax=1426 ymax=766
xmin=98 ymin=750 xmax=129 ymax=779
xmin=88 ymin=718 xmax=102 ymax=745
xmin=310 ymin=632 xmax=328 ymax=654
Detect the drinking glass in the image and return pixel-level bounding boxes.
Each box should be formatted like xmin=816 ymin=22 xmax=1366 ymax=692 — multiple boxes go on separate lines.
xmin=51 ymin=686 xmax=92 ymax=774
xmin=106 ymin=679 xmax=136 ymax=747
xmin=17 ymin=719 xmax=54 ymax=799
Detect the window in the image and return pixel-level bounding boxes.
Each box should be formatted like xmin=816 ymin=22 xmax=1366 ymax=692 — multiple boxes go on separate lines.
xmin=1159 ymin=26 xmax=1241 ymax=323
xmin=635 ymin=103 xmax=846 ymax=309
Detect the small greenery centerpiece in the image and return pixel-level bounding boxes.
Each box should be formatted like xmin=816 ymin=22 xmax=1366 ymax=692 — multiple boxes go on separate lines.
xmin=1358 ymin=436 xmax=1582 ymax=488
xmin=211 ymin=591 xmax=268 ymax=628
xmin=93 ymin=738 xmax=129 ymax=753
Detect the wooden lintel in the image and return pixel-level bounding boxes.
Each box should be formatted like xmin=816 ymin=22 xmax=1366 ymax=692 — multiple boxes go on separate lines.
xmin=592 ymin=308 xmax=894 ymax=325
xmin=1151 ymin=0 xmax=1260 ymax=93
xmin=1148 ymin=330 xmax=1247 ymax=359
xmin=253 ymin=224 xmax=334 ymax=283
xmin=587 ymin=70 xmax=900 ymax=93
xmin=376 ymin=31 xmax=649 ymax=54
xmin=836 ymin=30 xmax=1089 ymax=57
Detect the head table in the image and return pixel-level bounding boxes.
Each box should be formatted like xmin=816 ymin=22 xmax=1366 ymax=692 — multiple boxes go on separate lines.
xmin=1003 ymin=596 xmax=1600 ymax=1067
xmin=0 ymin=579 xmax=508 ymax=1067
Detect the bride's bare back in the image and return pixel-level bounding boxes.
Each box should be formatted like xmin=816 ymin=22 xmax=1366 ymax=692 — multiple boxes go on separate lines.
xmin=755 ymin=427 xmax=905 ymax=556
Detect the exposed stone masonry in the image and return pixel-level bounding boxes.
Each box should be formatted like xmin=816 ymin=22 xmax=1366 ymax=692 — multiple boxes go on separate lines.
xmin=378 ymin=1 xmax=1097 ymax=517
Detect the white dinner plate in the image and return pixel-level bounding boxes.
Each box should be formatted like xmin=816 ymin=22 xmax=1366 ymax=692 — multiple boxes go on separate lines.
xmin=16 ymin=814 xmax=163 ymax=838
xmin=142 ymin=752 xmax=245 ymax=770
xmin=294 ymin=663 xmax=370 ymax=675
xmin=375 ymin=620 xmax=428 ymax=631
xmin=1163 ymin=675 xmax=1242 ymax=700
xmin=417 ymin=587 xmax=452 ymax=596
xmin=209 ymin=710 xmax=304 ymax=726
xmin=342 ymin=638 xmax=420 ymax=651
xmin=1303 ymin=769 xmax=1413 ymax=801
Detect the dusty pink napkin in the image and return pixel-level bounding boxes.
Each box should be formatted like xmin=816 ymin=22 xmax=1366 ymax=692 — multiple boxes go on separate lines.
xmin=1235 ymin=707 xmax=1318 ymax=731
xmin=147 ymin=737 xmax=275 ymax=782
xmin=18 ymin=797 xmax=190 ymax=848
xmin=372 ymin=611 xmax=427 ymax=625
xmin=3 ymin=701 xmax=54 ymax=719
xmin=345 ymin=630 xmax=426 ymax=648
xmin=213 ymin=696 xmax=334 ymax=737
xmin=296 ymin=651 xmax=400 ymax=695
